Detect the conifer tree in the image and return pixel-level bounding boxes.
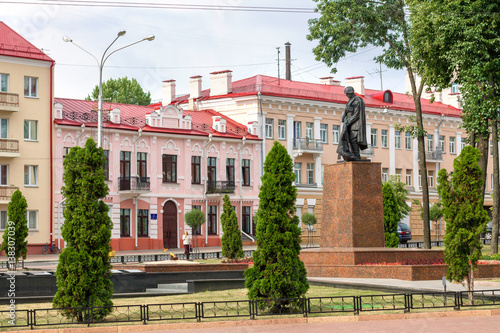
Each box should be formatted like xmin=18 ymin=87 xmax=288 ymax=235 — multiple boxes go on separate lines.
xmin=53 ymin=138 xmax=113 ymax=321
xmin=245 ymin=141 xmax=309 ymax=306
xmin=382 ymin=182 xmax=400 ymax=248
xmin=0 ymin=190 xmax=28 ymax=270
xmin=221 ymin=194 xmax=243 ymax=259
xmin=437 ymin=146 xmax=489 ymax=301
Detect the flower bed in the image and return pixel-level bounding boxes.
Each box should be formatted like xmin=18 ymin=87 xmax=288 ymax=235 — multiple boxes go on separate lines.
xmin=358 ymin=258 xmax=445 ymax=266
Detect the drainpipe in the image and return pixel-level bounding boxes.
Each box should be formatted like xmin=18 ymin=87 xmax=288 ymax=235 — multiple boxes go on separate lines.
xmin=133 ymin=128 xmax=142 ymax=249
xmin=57 ymin=198 xmax=66 ymax=248
xmin=238 ymin=137 xmax=247 ymax=232
xmin=49 ymin=60 xmax=55 ymax=248
xmin=203 ymin=134 xmax=212 ymax=245
xmin=258 ymin=92 xmax=264 ymax=179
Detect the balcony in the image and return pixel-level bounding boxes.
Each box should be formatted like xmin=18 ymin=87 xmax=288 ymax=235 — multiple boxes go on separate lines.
xmin=0 ymin=139 xmax=20 ymax=157
xmin=361 ymin=145 xmax=375 ymax=157
xmin=293 ymin=138 xmax=323 ymax=151
xmin=206 ymin=181 xmax=235 ymax=194
xmin=293 ymin=181 xmax=318 ymax=188
xmin=426 ymin=148 xmax=443 ymax=162
xmin=0 ymin=186 xmax=19 ymax=204
xmin=0 ymin=92 xmax=20 ymax=112
xmin=118 ymin=176 xmax=150 ymax=194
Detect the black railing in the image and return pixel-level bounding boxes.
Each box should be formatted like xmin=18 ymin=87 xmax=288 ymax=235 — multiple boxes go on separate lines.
xmin=118 ymin=176 xmax=150 ymax=191
xmin=3 ymin=290 xmax=500 ymax=329
xmin=206 ymin=181 xmax=235 ymax=194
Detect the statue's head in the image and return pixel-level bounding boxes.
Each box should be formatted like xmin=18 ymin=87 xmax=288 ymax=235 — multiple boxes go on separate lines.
xmin=344 ymin=86 xmax=355 ymax=98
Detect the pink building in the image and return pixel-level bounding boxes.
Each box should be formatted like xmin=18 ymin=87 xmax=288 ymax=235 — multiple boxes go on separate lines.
xmin=53 ymin=97 xmax=261 ymax=251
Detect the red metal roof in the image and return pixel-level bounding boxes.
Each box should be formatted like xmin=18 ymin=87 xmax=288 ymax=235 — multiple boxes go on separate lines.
xmin=172 ymin=74 xmax=461 ymax=118
xmin=0 ymin=22 xmax=54 ymax=62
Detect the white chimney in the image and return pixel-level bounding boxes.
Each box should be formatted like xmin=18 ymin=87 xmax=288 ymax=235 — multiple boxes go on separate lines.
xmin=247 ymin=121 xmax=259 ymax=136
xmin=212 ymin=115 xmax=226 ymax=133
xmin=320 ymin=76 xmax=341 ymax=86
xmin=210 ymin=70 xmax=232 ymax=96
xmin=345 ymin=76 xmax=365 ymax=95
xmin=162 ymin=80 xmax=176 ymax=106
xmin=190 ymin=76 xmax=202 ymax=99
xmin=109 ymin=107 xmax=121 ymax=124
xmin=54 ymin=102 xmax=63 ymax=119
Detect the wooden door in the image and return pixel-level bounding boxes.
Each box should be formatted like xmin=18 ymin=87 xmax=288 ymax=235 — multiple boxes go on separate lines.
xmin=162 ymin=201 xmax=177 ymax=249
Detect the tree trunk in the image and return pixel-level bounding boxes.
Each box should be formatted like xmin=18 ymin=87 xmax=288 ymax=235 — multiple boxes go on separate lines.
xmin=492 ymin=120 xmax=499 ymax=254
xmin=477 ymin=135 xmax=489 ymax=201
xmin=467 ymin=264 xmax=475 ymax=305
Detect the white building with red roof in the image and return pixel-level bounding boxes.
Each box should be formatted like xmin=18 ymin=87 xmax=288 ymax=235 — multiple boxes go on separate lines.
xmin=163 ymin=70 xmax=489 ymax=242
xmin=0 ymin=22 xmax=55 ymax=254
xmin=53 ymin=98 xmax=261 ymax=250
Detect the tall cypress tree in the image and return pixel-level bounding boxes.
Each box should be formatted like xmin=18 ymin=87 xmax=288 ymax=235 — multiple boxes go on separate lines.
xmin=53 ymin=138 xmax=113 ymax=321
xmin=221 ymin=194 xmax=244 ymax=259
xmin=382 ymin=182 xmax=400 ymax=248
xmin=245 ymin=141 xmax=308 ymax=305
xmin=0 ymin=190 xmax=28 ymax=270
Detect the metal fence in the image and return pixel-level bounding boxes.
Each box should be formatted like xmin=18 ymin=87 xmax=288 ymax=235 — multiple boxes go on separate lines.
xmin=2 ymin=290 xmax=500 ymax=329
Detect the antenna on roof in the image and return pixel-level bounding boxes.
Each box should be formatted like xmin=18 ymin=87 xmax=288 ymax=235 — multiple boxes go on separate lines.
xmin=367 ymin=61 xmax=387 ymax=90
xmin=276 ymin=47 xmax=281 ymax=85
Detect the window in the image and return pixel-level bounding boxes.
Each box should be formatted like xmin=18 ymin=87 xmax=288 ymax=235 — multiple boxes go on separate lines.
xmin=451 ymin=83 xmax=459 ymax=94
xmin=332 ymin=125 xmax=340 ymax=144
xmin=242 ymin=206 xmax=252 ymax=235
xmin=418 ymin=170 xmax=422 ymax=188
xmin=265 ymin=118 xmax=274 ymax=139
xmin=0 ymin=74 xmax=8 ymax=92
xmin=0 ymin=164 xmax=8 ymax=185
xmin=428 ymin=170 xmax=435 ymax=187
xmin=103 ymin=150 xmax=109 ymax=180
xmin=320 ymin=124 xmax=328 ymax=143
xmin=24 ymin=165 xmax=37 ymax=186
xmin=491 ymin=140 xmax=494 ymax=156
xmin=192 ymin=156 xmax=201 ymax=184
xmin=24 ymin=120 xmax=37 ymax=141
xmin=449 ymin=137 xmax=456 ymax=154
xmin=162 ymin=154 xmax=177 ymax=183
xmin=24 ymin=76 xmax=38 ymax=97
xmin=321 ymin=165 xmax=324 ymax=185
xmin=383 ymin=91 xmax=393 ymax=103
xmin=207 ymin=157 xmax=217 ymax=183
xmin=382 ymin=168 xmax=389 ymax=182
xmin=0 ymin=211 xmax=7 ymax=230
xmin=0 ymin=118 xmax=7 ymax=138
xmin=208 ymin=205 xmax=218 ymax=235
xmin=395 ymin=168 xmax=402 ymax=181
xmin=439 ymin=135 xmax=445 ymax=153
xmin=381 ymin=130 xmax=388 ymax=148
xmin=492 ymin=174 xmax=494 ymax=191
xmin=63 ymin=147 xmax=71 ymax=159
xmin=226 ymin=158 xmax=235 ymax=184
xmin=294 ymin=162 xmax=302 ymax=183
xmin=371 ymin=129 xmax=377 ymax=147
xmin=405 ymin=132 xmax=412 ymax=150
xmin=307 ymin=163 xmax=314 ymax=185
xmin=137 ymin=152 xmax=147 ymax=178
xmin=120 ymin=208 xmax=130 ymax=237
xmin=427 ymin=134 xmax=434 ymax=152
xmin=406 ymin=169 xmax=412 ymax=186
xmin=395 ymin=131 xmax=401 ymax=149
xmin=242 ymin=159 xmax=251 ymax=186
xmin=306 ymin=122 xmax=314 ymax=139
xmin=461 ymin=137 xmax=467 ymax=149
xmin=138 ymin=209 xmax=149 ymax=237
xmin=120 ymin=151 xmax=131 ymax=189
xmin=293 ymin=121 xmax=301 ymax=138
xmin=278 ymin=119 xmax=286 ymax=140
xmin=27 ymin=210 xmax=37 ymax=230
xmin=192 ymin=205 xmax=202 ymax=235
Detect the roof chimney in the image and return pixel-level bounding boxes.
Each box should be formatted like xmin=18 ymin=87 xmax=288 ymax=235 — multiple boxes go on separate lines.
xmin=162 ymin=80 xmax=176 ymax=106
xmin=210 ymin=70 xmax=232 ymax=96
xmin=345 ymin=76 xmax=365 ymax=95
xmin=285 ymin=42 xmax=291 ymax=81
xmin=189 ymin=76 xmax=202 ymax=110
xmin=320 ymin=76 xmax=340 ymax=86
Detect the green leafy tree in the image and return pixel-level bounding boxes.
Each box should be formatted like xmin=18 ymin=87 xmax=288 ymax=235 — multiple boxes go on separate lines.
xmin=184 ymin=209 xmax=205 ymax=251
xmin=385 ymin=175 xmax=411 ymax=222
xmin=301 ymin=212 xmax=317 ymax=228
xmin=383 ymin=183 xmax=400 ymax=247
xmin=429 ymin=203 xmax=444 ymax=241
xmin=220 ymin=194 xmax=244 ymax=259
xmin=437 ymin=146 xmax=489 ymax=302
xmin=86 ymin=77 xmax=152 ymax=105
xmin=245 ymin=141 xmax=309 ymax=307
xmin=408 ymin=0 xmax=500 ymax=253
xmin=53 ymin=138 xmax=113 ymax=321
xmin=308 ymin=0 xmax=433 ymax=249
xmin=0 ymin=190 xmax=28 ymax=270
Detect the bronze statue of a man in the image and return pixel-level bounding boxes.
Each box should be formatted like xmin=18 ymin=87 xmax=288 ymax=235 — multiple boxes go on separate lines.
xmin=337 ymin=86 xmax=368 ymax=161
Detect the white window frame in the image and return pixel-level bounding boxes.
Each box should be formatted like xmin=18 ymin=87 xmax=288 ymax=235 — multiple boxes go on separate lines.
xmin=449 ymin=137 xmax=456 ymax=154
xmin=0 ymin=74 xmax=8 ymax=92
xmin=27 ymin=210 xmax=38 ymax=230
xmin=320 ymin=124 xmax=328 ymax=144
xmin=294 ymin=162 xmax=302 ymax=184
xmin=381 ymin=130 xmax=388 ymax=148
xmin=24 ymin=120 xmax=38 ymax=141
xmin=265 ymin=118 xmax=274 ymax=139
xmin=395 ymin=168 xmax=402 ymax=181
xmin=395 ymin=131 xmax=401 ymax=149
xmin=371 ymin=129 xmax=377 ymax=147
xmin=451 ymin=83 xmax=459 ymax=94
xmin=439 ymin=135 xmax=445 ymax=153
xmin=0 ymin=118 xmax=7 ymax=139
xmin=24 ymin=76 xmax=38 ymax=98
xmin=382 ymin=168 xmax=389 ymax=182
xmin=332 ymin=125 xmax=340 ymax=144
xmin=491 ymin=140 xmax=494 ymax=156
xmin=428 ymin=170 xmax=434 ymax=188
xmin=405 ymin=169 xmax=412 ymax=186
xmin=0 ymin=211 xmax=7 ymax=230
xmin=307 ymin=163 xmax=314 ymax=185
xmin=24 ymin=165 xmax=38 ymax=186
xmin=492 ymin=173 xmax=494 ymax=191
xmin=405 ymin=132 xmax=412 ymax=150
xmin=306 ymin=122 xmax=314 ymax=139
xmin=461 ymin=137 xmax=467 ymax=150
xmin=278 ymin=119 xmax=286 ymax=140
xmin=427 ymin=134 xmax=434 ymax=152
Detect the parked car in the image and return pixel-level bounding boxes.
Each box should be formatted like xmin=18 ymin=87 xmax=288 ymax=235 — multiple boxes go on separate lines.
xmin=397 ymin=223 xmax=412 ymax=243
xmin=482 ymin=221 xmax=493 ymax=240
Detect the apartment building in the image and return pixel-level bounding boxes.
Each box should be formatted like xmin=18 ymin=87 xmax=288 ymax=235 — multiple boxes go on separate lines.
xmin=53 ymin=97 xmax=261 ymax=250
xmin=167 ymin=70 xmax=490 ymax=242
xmin=0 ymin=22 xmax=54 ymax=253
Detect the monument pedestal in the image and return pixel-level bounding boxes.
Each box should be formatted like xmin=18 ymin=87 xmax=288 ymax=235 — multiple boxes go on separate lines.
xmin=300 ymin=162 xmax=444 ymax=281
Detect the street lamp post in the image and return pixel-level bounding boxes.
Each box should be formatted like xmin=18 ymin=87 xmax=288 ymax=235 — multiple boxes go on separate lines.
xmin=63 ymin=31 xmax=155 ymax=148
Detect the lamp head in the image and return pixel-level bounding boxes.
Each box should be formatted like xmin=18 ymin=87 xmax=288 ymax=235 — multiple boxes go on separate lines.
xmin=145 ymin=35 xmax=155 ymax=41
xmin=117 ymin=30 xmax=126 ymax=37
xmin=62 ymin=36 xmax=72 ymax=43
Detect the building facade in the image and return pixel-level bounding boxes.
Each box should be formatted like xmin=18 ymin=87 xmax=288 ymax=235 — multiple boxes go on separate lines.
xmin=53 ymin=98 xmax=260 ymax=251
xmin=0 ymin=22 xmax=55 ymax=253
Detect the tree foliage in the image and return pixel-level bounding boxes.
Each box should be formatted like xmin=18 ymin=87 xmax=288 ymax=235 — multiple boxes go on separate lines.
xmin=53 ymin=138 xmax=113 ymax=321
xmin=383 ymin=183 xmax=400 ymax=248
xmin=184 ymin=208 xmax=205 ymax=250
xmin=86 ymin=77 xmax=151 ymax=105
xmin=245 ymin=141 xmax=309 ymax=304
xmin=308 ymin=0 xmax=433 ymax=249
xmin=385 ymin=175 xmax=411 ymax=222
xmin=437 ymin=146 xmax=488 ymax=297
xmin=301 ymin=212 xmax=317 ymax=227
xmin=221 ymin=194 xmax=243 ymax=259
xmin=1 ymin=190 xmax=28 ymax=269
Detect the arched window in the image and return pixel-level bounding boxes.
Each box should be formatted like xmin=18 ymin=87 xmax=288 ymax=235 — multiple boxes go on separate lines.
xmin=383 ymin=91 xmax=393 ymax=103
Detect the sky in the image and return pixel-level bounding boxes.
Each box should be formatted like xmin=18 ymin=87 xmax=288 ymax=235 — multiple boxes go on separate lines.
xmin=1 ymin=0 xmax=406 ymax=103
